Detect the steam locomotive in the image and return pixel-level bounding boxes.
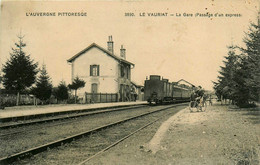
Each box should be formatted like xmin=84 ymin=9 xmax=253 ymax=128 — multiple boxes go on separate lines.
xmin=144 ymin=75 xmax=193 ymax=104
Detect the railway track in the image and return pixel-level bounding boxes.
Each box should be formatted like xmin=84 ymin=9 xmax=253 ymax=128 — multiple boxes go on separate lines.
xmin=1 ymin=104 xmax=156 ymax=160
xmin=77 ymin=104 xmax=182 ymax=165
xmin=0 ymin=104 xmax=147 ymax=123
xmin=0 ymin=103 xmax=187 ymax=164
xmin=0 ymin=104 xmax=146 ymax=136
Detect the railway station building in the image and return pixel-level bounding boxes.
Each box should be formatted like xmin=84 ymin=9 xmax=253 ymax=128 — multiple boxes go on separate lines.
xmin=67 ymin=36 xmax=135 ymax=103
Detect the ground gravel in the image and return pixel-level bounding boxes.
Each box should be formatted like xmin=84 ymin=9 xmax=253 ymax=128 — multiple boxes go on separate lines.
xmin=0 ymin=105 xmax=167 ymax=158
xmin=12 ymin=105 xmax=186 ymax=165
xmin=89 ymin=101 xmax=260 ymax=165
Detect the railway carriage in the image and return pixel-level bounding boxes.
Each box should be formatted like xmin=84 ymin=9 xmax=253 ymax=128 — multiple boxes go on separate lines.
xmin=144 ymin=75 xmax=192 ymax=104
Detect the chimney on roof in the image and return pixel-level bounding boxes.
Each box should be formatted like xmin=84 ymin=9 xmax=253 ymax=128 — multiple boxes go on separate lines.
xmin=120 ymin=45 xmax=126 ymax=59
xmin=107 ymin=35 xmax=114 ymax=54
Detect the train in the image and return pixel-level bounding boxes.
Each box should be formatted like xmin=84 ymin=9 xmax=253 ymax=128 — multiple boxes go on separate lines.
xmin=144 ymin=75 xmax=193 ymax=104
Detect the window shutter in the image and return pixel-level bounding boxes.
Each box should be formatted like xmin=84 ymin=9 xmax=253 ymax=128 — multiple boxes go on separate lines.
xmin=97 ymin=65 xmax=100 ymax=76
xmin=90 ymin=65 xmax=93 ymax=76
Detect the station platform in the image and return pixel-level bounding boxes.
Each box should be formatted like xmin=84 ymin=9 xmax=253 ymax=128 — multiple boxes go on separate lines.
xmin=0 ymin=101 xmax=147 ymax=120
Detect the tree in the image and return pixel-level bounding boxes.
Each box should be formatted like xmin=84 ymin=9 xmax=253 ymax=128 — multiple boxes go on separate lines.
xmin=238 ymin=17 xmax=260 ymax=103
xmin=53 ymin=81 xmax=69 ymax=102
xmin=68 ymin=77 xmax=85 ymax=103
xmin=214 ymin=14 xmax=260 ymax=107
xmin=214 ymin=45 xmax=255 ymax=106
xmin=32 ymin=64 xmax=52 ymax=103
xmin=213 ymin=46 xmax=239 ymax=101
xmin=0 ymin=73 xmax=3 ymax=89
xmin=2 ymin=34 xmax=38 ymax=105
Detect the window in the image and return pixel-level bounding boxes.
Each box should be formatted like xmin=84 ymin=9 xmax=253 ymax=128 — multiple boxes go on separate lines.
xmin=121 ymin=65 xmax=125 ymax=77
xmin=90 ymin=65 xmax=99 ymax=76
xmin=126 ymin=67 xmax=128 ymax=79
xmin=126 ymin=66 xmax=130 ymax=79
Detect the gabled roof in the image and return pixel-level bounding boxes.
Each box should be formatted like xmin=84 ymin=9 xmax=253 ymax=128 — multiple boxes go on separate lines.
xmin=67 ymin=43 xmax=134 ymax=66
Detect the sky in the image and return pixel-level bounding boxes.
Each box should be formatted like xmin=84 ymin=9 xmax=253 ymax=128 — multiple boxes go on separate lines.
xmin=0 ymin=0 xmax=259 ymax=90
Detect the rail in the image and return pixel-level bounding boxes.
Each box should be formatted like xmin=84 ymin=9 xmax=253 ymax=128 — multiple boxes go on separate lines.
xmin=0 ymin=103 xmax=146 ymax=123
xmin=0 ymin=103 xmax=187 ymax=164
xmin=0 ymin=105 xmax=147 ymax=131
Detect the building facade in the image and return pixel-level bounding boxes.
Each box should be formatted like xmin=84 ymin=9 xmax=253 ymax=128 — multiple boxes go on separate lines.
xmin=67 ymin=36 xmax=134 ymax=103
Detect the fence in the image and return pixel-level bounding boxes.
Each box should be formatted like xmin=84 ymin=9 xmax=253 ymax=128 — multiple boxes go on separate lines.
xmin=85 ymin=92 xmax=118 ymax=103
xmin=0 ymin=94 xmax=60 ymax=107
xmin=0 ymin=93 xmax=122 ymax=107
xmin=0 ymin=94 xmax=38 ymax=107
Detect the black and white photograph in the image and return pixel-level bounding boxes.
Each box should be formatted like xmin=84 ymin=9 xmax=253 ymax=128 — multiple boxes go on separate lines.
xmin=0 ymin=0 xmax=259 ymax=164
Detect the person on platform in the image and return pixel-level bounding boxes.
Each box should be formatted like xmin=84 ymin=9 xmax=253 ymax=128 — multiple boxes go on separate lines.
xmin=195 ymin=86 xmax=206 ymax=108
xmin=195 ymin=86 xmax=205 ymax=99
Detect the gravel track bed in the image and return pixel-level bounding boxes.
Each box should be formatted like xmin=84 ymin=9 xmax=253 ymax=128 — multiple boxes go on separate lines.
xmin=0 ymin=105 xmax=146 ymax=127
xmin=0 ymin=105 xmax=169 ymax=158
xmin=90 ymin=103 xmax=259 ymax=165
xmin=13 ymin=105 xmax=186 ymax=165
xmin=0 ymin=105 xmax=146 ymax=135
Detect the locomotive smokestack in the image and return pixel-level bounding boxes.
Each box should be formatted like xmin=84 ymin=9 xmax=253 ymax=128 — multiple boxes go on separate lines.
xmin=107 ymin=35 xmax=114 ymax=54
xmin=120 ymin=45 xmax=126 ymax=59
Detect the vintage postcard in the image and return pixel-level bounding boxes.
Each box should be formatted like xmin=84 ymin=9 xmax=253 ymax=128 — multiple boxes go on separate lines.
xmin=0 ymin=0 xmax=259 ymax=164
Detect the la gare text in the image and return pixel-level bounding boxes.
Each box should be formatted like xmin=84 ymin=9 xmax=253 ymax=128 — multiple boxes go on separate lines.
xmin=125 ymin=12 xmax=242 ymax=18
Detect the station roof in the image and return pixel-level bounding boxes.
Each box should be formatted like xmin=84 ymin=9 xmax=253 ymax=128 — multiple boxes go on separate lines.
xmin=67 ymin=43 xmax=134 ymax=66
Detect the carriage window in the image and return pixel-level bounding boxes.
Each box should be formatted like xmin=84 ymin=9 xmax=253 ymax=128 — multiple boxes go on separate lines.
xmin=90 ymin=65 xmax=99 ymax=76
